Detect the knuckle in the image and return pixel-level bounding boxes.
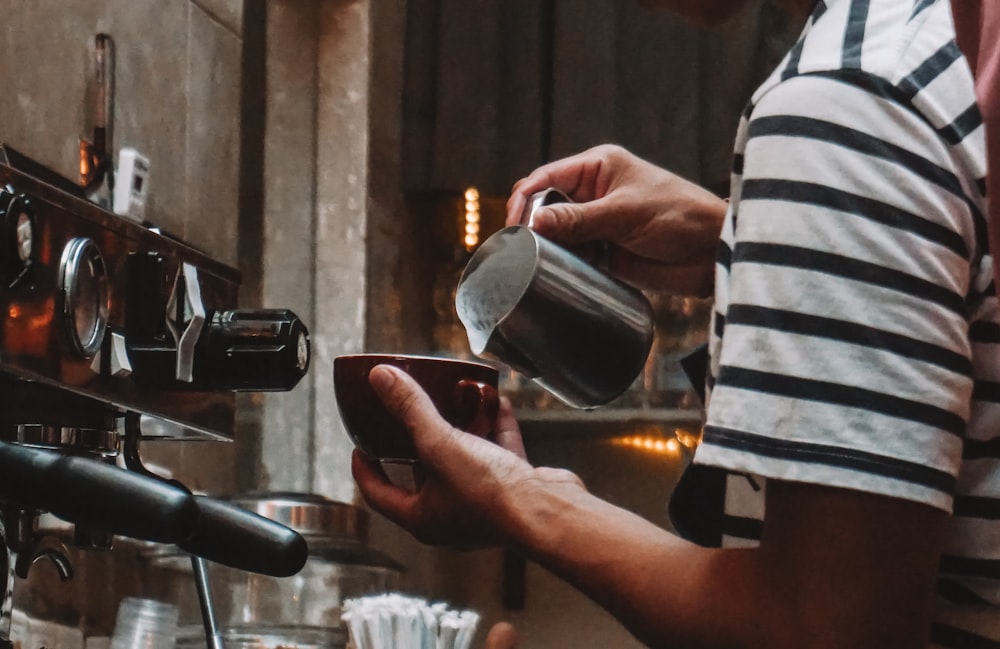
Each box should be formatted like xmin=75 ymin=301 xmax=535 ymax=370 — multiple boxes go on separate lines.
xmin=594 ymin=143 xmax=625 ymax=162
xmin=537 ymin=467 xmax=584 ymax=487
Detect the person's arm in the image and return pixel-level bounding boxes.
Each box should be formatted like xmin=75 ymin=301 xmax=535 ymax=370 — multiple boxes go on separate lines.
xmin=503 ymin=145 xmax=727 ymax=297
xmin=514 ymin=467 xmax=947 ymax=649
xmin=353 ymin=365 xmax=948 ymax=649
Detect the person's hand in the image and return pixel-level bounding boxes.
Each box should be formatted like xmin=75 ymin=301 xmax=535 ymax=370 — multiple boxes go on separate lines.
xmin=505 ymin=144 xmax=727 ymax=296
xmin=483 ymin=622 xmax=519 ymax=649
xmin=351 ymin=364 xmax=583 ymax=548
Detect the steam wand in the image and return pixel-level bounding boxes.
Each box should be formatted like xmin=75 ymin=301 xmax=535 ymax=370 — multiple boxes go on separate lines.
xmin=79 ymin=33 xmax=115 ymax=204
xmin=121 ymin=414 xmax=309 ymax=649
xmin=122 ymin=415 xmax=224 ymax=649
xmin=191 ymin=554 xmax=224 ymax=649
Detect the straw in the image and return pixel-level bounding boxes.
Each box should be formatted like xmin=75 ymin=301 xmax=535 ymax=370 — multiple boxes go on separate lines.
xmin=342 ymin=593 xmax=480 ymax=649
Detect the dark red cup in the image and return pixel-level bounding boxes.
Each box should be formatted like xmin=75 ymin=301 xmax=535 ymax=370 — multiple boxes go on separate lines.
xmin=333 ymin=354 xmax=500 ymax=462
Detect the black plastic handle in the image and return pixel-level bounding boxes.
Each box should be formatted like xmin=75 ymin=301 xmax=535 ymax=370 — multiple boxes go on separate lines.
xmin=0 ymin=442 xmax=198 ymax=544
xmin=178 ymin=495 xmax=308 ymax=577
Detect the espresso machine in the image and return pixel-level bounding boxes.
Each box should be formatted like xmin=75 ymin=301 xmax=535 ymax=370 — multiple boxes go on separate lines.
xmin=0 ymin=145 xmax=312 ymax=649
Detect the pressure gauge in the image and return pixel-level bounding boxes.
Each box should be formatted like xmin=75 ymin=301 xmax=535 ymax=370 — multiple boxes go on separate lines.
xmin=59 ymin=237 xmax=109 ymax=357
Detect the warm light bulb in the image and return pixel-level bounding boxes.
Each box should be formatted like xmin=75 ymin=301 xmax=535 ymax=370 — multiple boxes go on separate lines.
xmin=464 ymin=187 xmax=479 ymax=201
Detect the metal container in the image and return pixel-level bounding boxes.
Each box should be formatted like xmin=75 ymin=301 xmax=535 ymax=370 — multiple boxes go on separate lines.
xmin=147 ymin=493 xmax=402 ymax=649
xmin=456 ymin=224 xmax=654 ymax=409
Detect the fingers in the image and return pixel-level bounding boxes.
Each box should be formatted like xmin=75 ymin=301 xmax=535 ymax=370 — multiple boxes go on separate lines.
xmin=528 ymin=198 xmax=623 ymax=246
xmin=484 ymin=622 xmax=519 ymax=649
xmin=608 ymin=247 xmax=716 ymax=297
xmin=493 ymin=397 xmax=527 ymax=460
xmin=351 ymin=450 xmax=417 ymax=526
xmin=505 ymin=148 xmax=610 ymax=226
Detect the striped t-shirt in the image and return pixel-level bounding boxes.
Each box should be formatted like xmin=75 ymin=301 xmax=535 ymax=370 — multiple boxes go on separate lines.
xmin=693 ymin=0 xmax=995 ymax=644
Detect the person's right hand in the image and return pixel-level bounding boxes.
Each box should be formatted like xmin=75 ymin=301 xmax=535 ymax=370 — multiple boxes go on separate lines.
xmin=505 ymin=144 xmax=727 ymax=297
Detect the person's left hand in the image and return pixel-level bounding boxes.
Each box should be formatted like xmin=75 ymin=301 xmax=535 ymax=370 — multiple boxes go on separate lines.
xmin=351 ymin=364 xmax=570 ymax=548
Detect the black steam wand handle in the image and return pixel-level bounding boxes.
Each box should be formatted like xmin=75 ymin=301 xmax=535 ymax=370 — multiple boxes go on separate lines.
xmin=178 ymin=495 xmax=308 ymax=577
xmin=0 ymin=441 xmax=198 ymax=544
xmin=123 ymin=415 xmax=308 ymax=578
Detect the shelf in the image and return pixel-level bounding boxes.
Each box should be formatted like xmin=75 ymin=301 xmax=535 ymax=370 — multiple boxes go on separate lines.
xmin=515 ymin=407 xmax=704 ymax=438
xmin=515 ymin=407 xmax=703 ymax=424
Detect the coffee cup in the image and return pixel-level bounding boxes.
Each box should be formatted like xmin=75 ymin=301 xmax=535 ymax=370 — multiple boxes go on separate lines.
xmin=333 ymin=354 xmax=500 ymax=463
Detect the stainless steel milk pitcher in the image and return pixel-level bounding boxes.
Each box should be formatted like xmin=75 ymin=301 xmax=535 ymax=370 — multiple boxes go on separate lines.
xmin=455 ymin=222 xmax=654 ymax=409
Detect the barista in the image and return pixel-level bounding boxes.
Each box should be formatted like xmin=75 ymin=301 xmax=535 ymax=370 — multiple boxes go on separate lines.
xmin=352 ymin=0 xmax=997 ymax=647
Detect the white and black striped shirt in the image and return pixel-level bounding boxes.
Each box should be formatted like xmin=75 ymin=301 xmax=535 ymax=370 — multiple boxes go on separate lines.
xmin=694 ymin=0 xmax=995 ymax=644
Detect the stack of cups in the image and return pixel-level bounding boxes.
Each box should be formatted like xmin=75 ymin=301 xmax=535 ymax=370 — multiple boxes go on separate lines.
xmin=110 ymin=597 xmax=179 ymax=649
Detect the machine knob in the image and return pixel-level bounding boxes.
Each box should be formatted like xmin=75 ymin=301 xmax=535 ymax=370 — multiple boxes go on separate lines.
xmin=194 ymin=309 xmax=310 ymax=391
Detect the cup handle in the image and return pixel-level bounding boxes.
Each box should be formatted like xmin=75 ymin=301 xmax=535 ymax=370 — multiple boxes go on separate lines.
xmin=455 ymin=379 xmax=500 ymax=438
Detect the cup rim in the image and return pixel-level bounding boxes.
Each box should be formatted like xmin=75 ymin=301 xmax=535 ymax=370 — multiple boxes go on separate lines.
xmin=333 ymin=353 xmax=497 ymax=372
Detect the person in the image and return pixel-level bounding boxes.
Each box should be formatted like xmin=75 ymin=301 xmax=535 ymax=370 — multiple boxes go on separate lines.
xmin=953 ymin=0 xmax=1000 ymax=290
xmin=352 ymin=0 xmax=994 ymax=646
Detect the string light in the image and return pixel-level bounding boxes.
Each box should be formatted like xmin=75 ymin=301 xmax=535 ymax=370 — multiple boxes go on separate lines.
xmin=611 ymin=427 xmax=702 ymax=457
xmin=463 ymin=187 xmax=481 ymax=252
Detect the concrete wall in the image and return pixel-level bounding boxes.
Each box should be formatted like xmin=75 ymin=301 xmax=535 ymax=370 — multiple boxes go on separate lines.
xmin=0 ymin=0 xmax=244 ymax=264
xmin=0 ymin=0 xmax=258 ymax=491
xmin=252 ymin=2 xmax=724 ymax=648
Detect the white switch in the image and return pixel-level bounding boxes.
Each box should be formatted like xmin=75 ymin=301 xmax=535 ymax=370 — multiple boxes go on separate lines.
xmin=113 ymin=147 xmax=149 ymax=222
xmin=90 ymin=331 xmax=133 ymax=377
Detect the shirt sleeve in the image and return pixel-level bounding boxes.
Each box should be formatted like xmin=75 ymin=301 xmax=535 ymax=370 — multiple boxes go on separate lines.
xmin=695 ymin=71 xmax=981 ymax=513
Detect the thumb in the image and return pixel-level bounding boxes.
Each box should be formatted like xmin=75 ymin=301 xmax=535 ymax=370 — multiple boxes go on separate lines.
xmin=529 ymin=197 xmax=620 ymax=246
xmin=368 ymin=365 xmax=468 ymax=466
xmin=368 ymin=364 xmax=457 ymax=455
